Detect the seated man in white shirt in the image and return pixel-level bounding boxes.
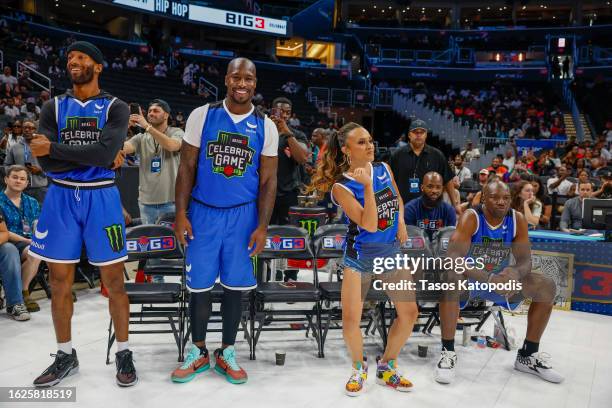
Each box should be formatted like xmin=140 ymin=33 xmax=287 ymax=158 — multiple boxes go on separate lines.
xmin=546 ymin=164 xmax=573 ymax=196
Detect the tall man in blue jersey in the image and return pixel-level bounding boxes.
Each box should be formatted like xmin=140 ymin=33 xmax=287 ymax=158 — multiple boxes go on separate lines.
xmin=28 ymin=42 xmax=137 ymax=388
xmin=172 ymin=58 xmax=278 ymax=384
xmin=434 ymin=181 xmax=563 ymax=385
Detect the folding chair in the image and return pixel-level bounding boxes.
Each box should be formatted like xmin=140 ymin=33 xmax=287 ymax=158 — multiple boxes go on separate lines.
xmin=400 ymin=226 xmax=440 ymax=334
xmin=251 ymin=225 xmax=322 ymax=360
xmin=105 ymin=224 xmax=186 ymax=364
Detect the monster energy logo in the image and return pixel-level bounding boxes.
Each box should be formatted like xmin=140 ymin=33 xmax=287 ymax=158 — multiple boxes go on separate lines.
xmin=299 ymin=219 xmax=319 ymax=236
xmin=104 ymin=224 xmax=125 ymax=253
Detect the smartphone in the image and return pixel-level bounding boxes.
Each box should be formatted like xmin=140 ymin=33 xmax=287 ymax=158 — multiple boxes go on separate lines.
xmin=129 ymin=103 xmax=140 ymax=115
xmin=271 ymin=107 xmax=280 ymax=119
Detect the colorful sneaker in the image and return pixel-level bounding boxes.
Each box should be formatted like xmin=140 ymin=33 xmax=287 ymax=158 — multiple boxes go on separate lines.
xmin=33 ymin=350 xmax=79 ymax=388
xmin=376 ymin=358 xmax=413 ymax=392
xmin=115 ymin=349 xmax=138 ymax=387
xmin=514 ymin=351 xmax=564 ymax=383
xmin=214 ymin=347 xmax=247 ymax=384
xmin=345 ymin=360 xmax=368 ymax=397
xmin=171 ymin=345 xmax=210 ymax=383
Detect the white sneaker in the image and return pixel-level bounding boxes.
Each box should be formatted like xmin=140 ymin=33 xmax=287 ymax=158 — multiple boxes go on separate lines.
xmin=434 ymin=349 xmax=457 ymax=384
xmin=514 ymin=352 xmax=564 ymax=383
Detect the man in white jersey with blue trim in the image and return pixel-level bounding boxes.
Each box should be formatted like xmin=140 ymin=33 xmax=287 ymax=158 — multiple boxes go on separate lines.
xmin=172 ymin=58 xmax=278 ymax=384
xmin=435 ymin=180 xmax=564 ymax=385
xmin=28 ymin=41 xmax=137 ymax=388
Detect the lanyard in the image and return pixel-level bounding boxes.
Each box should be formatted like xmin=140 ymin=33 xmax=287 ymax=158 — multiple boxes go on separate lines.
xmin=23 ymin=141 xmax=31 ymax=163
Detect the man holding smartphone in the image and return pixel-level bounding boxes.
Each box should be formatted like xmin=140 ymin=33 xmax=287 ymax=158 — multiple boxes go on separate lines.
xmin=121 ymin=99 xmax=183 ymax=225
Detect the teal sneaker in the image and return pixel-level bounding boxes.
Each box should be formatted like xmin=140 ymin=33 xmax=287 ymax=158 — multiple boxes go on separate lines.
xmin=171 ymin=345 xmax=210 ymax=383
xmin=214 ymin=347 xmax=247 ymax=384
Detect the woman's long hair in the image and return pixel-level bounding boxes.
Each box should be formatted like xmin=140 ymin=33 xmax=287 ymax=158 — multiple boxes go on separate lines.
xmin=305 ymin=122 xmax=363 ymax=198
xmin=510 ymin=180 xmax=535 ymax=213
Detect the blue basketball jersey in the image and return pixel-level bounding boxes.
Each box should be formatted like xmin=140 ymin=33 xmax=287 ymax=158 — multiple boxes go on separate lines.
xmin=465 ymin=205 xmax=521 ymax=310
xmin=192 ymin=101 xmax=266 ymax=207
xmin=46 ymin=93 xmax=117 ymax=182
xmin=332 ymin=162 xmax=400 ymax=259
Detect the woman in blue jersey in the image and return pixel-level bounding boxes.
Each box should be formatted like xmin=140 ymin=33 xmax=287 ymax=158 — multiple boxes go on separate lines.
xmin=308 ymin=122 xmax=418 ymax=396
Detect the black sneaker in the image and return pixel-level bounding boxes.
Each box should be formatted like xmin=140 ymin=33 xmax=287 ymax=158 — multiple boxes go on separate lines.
xmin=115 ymin=349 xmax=138 ymax=387
xmin=33 ymin=350 xmax=79 ymax=388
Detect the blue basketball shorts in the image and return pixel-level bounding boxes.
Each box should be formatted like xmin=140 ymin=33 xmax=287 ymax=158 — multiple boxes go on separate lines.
xmin=29 ymin=182 xmax=127 ymax=266
xmin=185 ymin=200 xmax=258 ymax=292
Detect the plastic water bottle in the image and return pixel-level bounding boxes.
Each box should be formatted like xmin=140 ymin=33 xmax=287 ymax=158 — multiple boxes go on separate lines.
xmin=477 ymin=336 xmax=486 ymax=349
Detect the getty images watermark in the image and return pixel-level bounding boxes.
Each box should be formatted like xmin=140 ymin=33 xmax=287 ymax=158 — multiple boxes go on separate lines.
xmin=370 ymin=254 xmax=523 ymax=293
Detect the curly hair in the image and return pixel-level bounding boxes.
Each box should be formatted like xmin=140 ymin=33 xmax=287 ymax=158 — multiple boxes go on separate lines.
xmin=305 ymin=122 xmax=363 ymax=198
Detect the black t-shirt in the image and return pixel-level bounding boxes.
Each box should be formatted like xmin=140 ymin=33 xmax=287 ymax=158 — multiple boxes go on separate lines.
xmin=276 ymin=126 xmax=308 ymax=195
xmin=389 ymin=144 xmax=453 ymax=204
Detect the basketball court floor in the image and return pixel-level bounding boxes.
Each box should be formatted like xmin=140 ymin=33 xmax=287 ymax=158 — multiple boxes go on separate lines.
xmin=2 ymin=283 xmax=611 ymax=408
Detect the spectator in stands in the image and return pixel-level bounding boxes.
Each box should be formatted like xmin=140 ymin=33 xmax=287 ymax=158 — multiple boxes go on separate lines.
xmin=460 ymin=140 xmax=480 ymax=162
xmin=502 ymin=141 xmax=518 ymax=172
xmin=4 ymin=119 xmax=48 ymax=203
xmin=0 ymin=165 xmax=42 ymax=313
xmin=507 ymin=157 xmax=534 ymax=182
xmin=23 ymin=55 xmax=39 ymax=71
xmin=0 ymin=66 xmax=18 ymax=91
xmin=126 ymin=55 xmax=138 ymax=69
xmin=122 ymin=99 xmax=183 ymax=226
xmin=310 ymin=128 xmax=327 ymax=165
xmin=524 ymin=118 xmax=539 ymax=139
xmin=111 ymin=57 xmax=123 ymax=71
xmin=547 ymin=164 xmax=573 ymax=196
xmin=545 ymin=149 xmax=561 ymax=169
xmin=288 ymin=113 xmax=300 ymax=128
xmin=21 ymin=101 xmax=40 ymax=121
xmin=532 ymin=151 xmax=555 ymax=176
xmin=560 ymin=182 xmax=593 ymax=232
xmin=4 ymin=97 xmax=20 ymax=119
xmin=539 ymin=123 xmax=551 ymax=139
xmin=590 ymin=158 xmax=605 ymax=177
xmin=592 ymin=167 xmax=612 ymax=199
xmin=207 ymin=63 xmax=219 ymax=77
xmin=48 ymin=60 xmax=63 ymax=78
xmin=175 ymin=111 xmax=185 ymax=128
xmin=404 ymin=172 xmax=456 ymax=240
xmin=154 ymin=60 xmax=167 ymax=77
xmin=1 ymin=121 xmax=23 ymax=151
xmin=525 ymin=175 xmax=552 ymax=227
xmin=511 ymin=180 xmax=540 ymax=229
xmin=389 ymin=119 xmax=461 ymax=214
xmin=509 ymin=123 xmax=524 ymax=139
xmin=452 ymin=154 xmax=471 ymax=183
xmin=0 ymin=211 xmax=30 ymax=321
xmin=487 ymin=157 xmax=509 ymax=178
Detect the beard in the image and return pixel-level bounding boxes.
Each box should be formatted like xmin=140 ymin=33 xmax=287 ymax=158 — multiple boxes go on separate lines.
xmin=70 ymin=65 xmax=94 ymax=85
xmin=422 ymin=194 xmax=442 ymax=208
